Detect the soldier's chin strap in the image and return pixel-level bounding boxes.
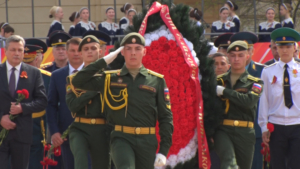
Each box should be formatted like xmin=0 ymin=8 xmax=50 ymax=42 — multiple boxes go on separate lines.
xmin=102 ymin=74 xmax=128 ymax=117
xmin=218 ymin=78 xmax=230 ymax=114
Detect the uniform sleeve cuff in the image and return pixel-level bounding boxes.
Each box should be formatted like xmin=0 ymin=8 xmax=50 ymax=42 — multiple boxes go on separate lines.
xmin=261 ymin=126 xmax=268 ymax=133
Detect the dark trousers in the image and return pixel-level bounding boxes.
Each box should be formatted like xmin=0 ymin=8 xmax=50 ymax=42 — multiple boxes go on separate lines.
xmin=0 ymin=139 xmax=31 ymax=169
xmin=61 ymin=140 xmax=75 ymax=169
xmin=251 ymin=138 xmax=263 ymax=169
xmin=111 ymin=132 xmax=157 ymax=169
xmin=270 ymin=124 xmax=300 ymax=169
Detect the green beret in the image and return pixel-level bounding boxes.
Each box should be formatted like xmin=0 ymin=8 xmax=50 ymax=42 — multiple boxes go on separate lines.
xmin=78 ymin=35 xmax=99 ymax=52
xmin=120 ymin=32 xmax=145 ymax=46
xmin=227 ymin=40 xmax=248 ymax=53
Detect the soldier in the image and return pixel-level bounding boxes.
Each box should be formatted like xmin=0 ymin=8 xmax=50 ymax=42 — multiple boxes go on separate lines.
xmin=212 ymin=52 xmax=230 ymax=76
xmin=66 ymin=33 xmax=110 ymax=169
xmin=71 ymin=33 xmax=173 ymax=169
xmin=40 ymin=31 xmax=71 ymax=72
xmin=259 ymin=27 xmax=300 ymax=169
xmin=214 ymin=41 xmax=264 ymax=169
xmin=82 ymin=30 xmax=111 ymax=58
xmin=214 ymin=33 xmax=234 ymax=56
xmin=230 ymin=32 xmax=265 ymax=169
xmin=22 ymin=39 xmax=51 ymax=169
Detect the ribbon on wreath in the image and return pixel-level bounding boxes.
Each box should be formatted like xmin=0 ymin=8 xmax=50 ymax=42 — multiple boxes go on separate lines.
xmin=138 ymin=2 xmax=211 ymax=169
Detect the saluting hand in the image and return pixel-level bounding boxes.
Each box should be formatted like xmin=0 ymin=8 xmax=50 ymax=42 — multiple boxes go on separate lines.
xmin=0 ymin=115 xmax=16 ymax=130
xmin=10 ymin=102 xmax=23 ymax=115
xmin=262 ymin=131 xmax=271 ymax=147
xmin=51 ymin=132 xmax=67 ymax=147
xmin=103 ymin=46 xmax=124 ymax=65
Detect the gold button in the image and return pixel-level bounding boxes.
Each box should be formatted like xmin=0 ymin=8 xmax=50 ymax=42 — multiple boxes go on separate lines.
xmin=135 ymin=127 xmax=141 ymax=134
xmin=91 ymin=119 xmax=96 ymax=124
xmin=233 ymin=120 xmax=239 ymax=126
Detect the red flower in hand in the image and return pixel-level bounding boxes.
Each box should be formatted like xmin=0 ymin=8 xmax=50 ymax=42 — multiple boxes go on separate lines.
xmin=21 ymin=89 xmax=29 ymax=99
xmin=267 ymin=123 xmax=274 ymax=133
xmin=40 ymin=161 xmax=47 ymax=166
xmin=44 ymin=144 xmax=51 ymax=151
xmin=54 ymin=146 xmax=61 ymax=156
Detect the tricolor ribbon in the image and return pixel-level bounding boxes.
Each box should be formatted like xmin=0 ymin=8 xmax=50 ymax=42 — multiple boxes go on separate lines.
xmin=139 ymin=2 xmax=211 ymax=169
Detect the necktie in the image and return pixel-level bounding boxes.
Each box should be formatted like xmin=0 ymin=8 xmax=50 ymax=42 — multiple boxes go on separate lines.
xmin=72 ymin=70 xmax=78 ymax=74
xmin=284 ymin=64 xmax=293 ymax=108
xmin=9 ymin=67 xmax=16 ymax=97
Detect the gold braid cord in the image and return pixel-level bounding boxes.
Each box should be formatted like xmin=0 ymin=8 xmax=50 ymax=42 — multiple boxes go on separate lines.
xmin=69 ymin=75 xmax=86 ymax=98
xmin=102 ymin=74 xmax=128 ymax=117
xmin=40 ymin=119 xmax=46 ymax=146
xmin=218 ymin=78 xmax=230 ymax=114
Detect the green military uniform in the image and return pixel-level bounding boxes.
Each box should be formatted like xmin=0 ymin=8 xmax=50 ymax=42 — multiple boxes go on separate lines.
xmin=214 ymin=41 xmax=264 ymax=169
xmin=71 ymin=34 xmax=173 ymax=169
xmin=22 ymin=41 xmax=50 ymax=169
xmin=66 ymin=73 xmax=110 ymax=169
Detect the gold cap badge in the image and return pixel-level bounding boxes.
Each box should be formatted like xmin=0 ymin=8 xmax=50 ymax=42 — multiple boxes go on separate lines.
xmin=227 ymin=40 xmax=230 ymax=44
xmin=24 ymin=47 xmax=29 ymax=51
xmin=87 ymin=38 xmax=91 ymax=42
xmin=283 ymin=37 xmax=286 ymax=41
xmin=132 ymin=38 xmax=136 ymax=43
xmin=235 ymin=47 xmax=239 ymax=51
xmin=58 ymin=39 xmax=62 ymax=43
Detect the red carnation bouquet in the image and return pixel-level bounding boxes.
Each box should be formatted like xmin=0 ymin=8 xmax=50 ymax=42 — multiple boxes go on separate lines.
xmin=0 ymin=89 xmax=29 ymax=146
xmin=261 ymin=123 xmax=274 ymax=168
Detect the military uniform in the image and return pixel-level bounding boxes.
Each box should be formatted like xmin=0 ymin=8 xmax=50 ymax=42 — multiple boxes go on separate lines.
xmin=214 ymin=41 xmax=264 ymax=169
xmin=71 ymin=33 xmax=173 ymax=169
xmin=22 ymin=40 xmax=51 ymax=169
xmin=230 ymin=32 xmax=265 ymax=169
xmin=66 ymin=34 xmax=110 ymax=169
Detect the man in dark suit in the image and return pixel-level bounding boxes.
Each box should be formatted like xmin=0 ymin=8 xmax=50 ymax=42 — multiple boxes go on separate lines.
xmin=47 ymin=36 xmax=83 ymax=169
xmin=0 ymin=35 xmax=47 ymax=169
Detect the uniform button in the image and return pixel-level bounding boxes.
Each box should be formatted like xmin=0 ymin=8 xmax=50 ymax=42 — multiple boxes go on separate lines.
xmin=233 ymin=120 xmax=239 ymax=126
xmin=135 ymin=127 xmax=141 ymax=134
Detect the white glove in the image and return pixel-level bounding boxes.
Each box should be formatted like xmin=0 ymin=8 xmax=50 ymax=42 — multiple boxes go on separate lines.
xmin=154 ymin=153 xmax=166 ymax=167
xmin=216 ymin=85 xmax=225 ymax=96
xmin=103 ymin=46 xmax=124 ymax=65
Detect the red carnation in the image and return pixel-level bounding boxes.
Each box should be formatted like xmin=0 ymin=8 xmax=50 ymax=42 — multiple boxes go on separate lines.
xmin=54 ymin=146 xmax=61 ymax=156
xmin=40 ymin=161 xmax=47 ymax=166
xmin=158 ymin=36 xmax=168 ymax=44
xmin=267 ymin=123 xmax=274 ymax=133
xmin=21 ymin=89 xmax=29 ymax=99
xmin=150 ymin=41 xmax=160 ymax=49
xmin=168 ymin=40 xmax=177 ymax=49
xmin=16 ymin=90 xmax=22 ymax=94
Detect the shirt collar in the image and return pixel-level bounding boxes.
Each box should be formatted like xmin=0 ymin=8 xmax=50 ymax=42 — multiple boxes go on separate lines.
xmin=223 ymin=70 xmax=248 ymax=83
xmin=119 ymin=65 xmax=148 ymax=77
xmin=278 ymin=58 xmax=296 ymax=69
xmin=69 ymin=63 xmax=84 ymax=74
xmin=6 ymin=61 xmax=22 ymax=72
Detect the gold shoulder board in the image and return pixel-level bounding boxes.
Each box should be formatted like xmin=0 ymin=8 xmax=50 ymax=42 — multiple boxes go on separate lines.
xmin=247 ymin=75 xmax=261 ymax=82
xmin=40 ymin=62 xmax=53 ymax=69
xmin=39 ymin=69 xmax=51 ymax=76
xmin=104 ymin=69 xmax=120 ymax=74
xmin=94 ymin=74 xmax=103 ymax=77
xmin=148 ymin=69 xmax=164 ymax=78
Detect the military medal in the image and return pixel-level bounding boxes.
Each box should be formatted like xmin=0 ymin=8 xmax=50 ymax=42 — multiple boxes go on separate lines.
xmin=117 ymin=78 xmax=123 ymax=83
xmin=293 ymin=69 xmax=297 ymax=77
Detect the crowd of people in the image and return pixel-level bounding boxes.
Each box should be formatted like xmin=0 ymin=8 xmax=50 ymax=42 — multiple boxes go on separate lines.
xmin=0 ymin=1 xmax=300 ymax=169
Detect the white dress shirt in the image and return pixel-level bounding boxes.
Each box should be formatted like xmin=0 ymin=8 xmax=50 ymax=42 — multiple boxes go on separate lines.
xmin=68 ymin=63 xmax=84 ymax=75
xmin=6 ymin=61 xmax=22 ymax=89
xmin=259 ymin=59 xmax=300 ymax=133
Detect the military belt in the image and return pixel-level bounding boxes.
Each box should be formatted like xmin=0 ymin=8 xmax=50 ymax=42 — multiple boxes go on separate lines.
xmin=223 ymin=119 xmax=254 ymax=128
xmin=115 ymin=125 xmax=155 ymax=135
xmin=74 ymin=117 xmax=106 ymax=125
xmin=32 ymin=110 xmax=46 ymax=118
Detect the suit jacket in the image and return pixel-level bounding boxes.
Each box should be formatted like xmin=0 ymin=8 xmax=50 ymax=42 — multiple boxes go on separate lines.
xmin=46 ymin=66 xmax=74 ymax=136
xmin=0 ymin=62 xmax=47 ymax=144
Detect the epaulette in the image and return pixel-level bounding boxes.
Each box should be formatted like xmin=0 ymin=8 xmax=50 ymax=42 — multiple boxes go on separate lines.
xmin=104 ymin=70 xmax=120 ymax=74
xmin=94 ymin=73 xmax=103 ymax=77
xmin=147 ymin=69 xmax=164 ymax=78
xmin=39 ymin=69 xmax=51 ymax=76
xmin=265 ymin=62 xmax=277 ymax=69
xmin=254 ymin=62 xmax=265 ymax=67
xmin=40 ymin=62 xmax=53 ymax=69
xmin=247 ymin=75 xmax=261 ymax=82
xmin=217 ymin=73 xmax=226 ymax=79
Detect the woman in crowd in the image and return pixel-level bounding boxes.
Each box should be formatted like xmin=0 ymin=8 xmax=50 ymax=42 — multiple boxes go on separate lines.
xmin=46 ymin=6 xmax=64 ymax=46
xmin=211 ymin=7 xmax=236 ymax=39
xmin=127 ymin=9 xmax=136 ymax=27
xmin=224 ymin=0 xmax=240 ymax=32
xmin=119 ymin=3 xmax=134 ymax=31
xmin=190 ymin=8 xmax=203 ymax=27
xmin=73 ymin=7 xmax=96 ymax=36
xmin=98 ymin=7 xmax=122 ymax=44
xmin=280 ymin=3 xmax=294 ymax=28
xmin=258 ymin=7 xmax=281 ymax=42
xmin=68 ymin=11 xmax=80 ymax=36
